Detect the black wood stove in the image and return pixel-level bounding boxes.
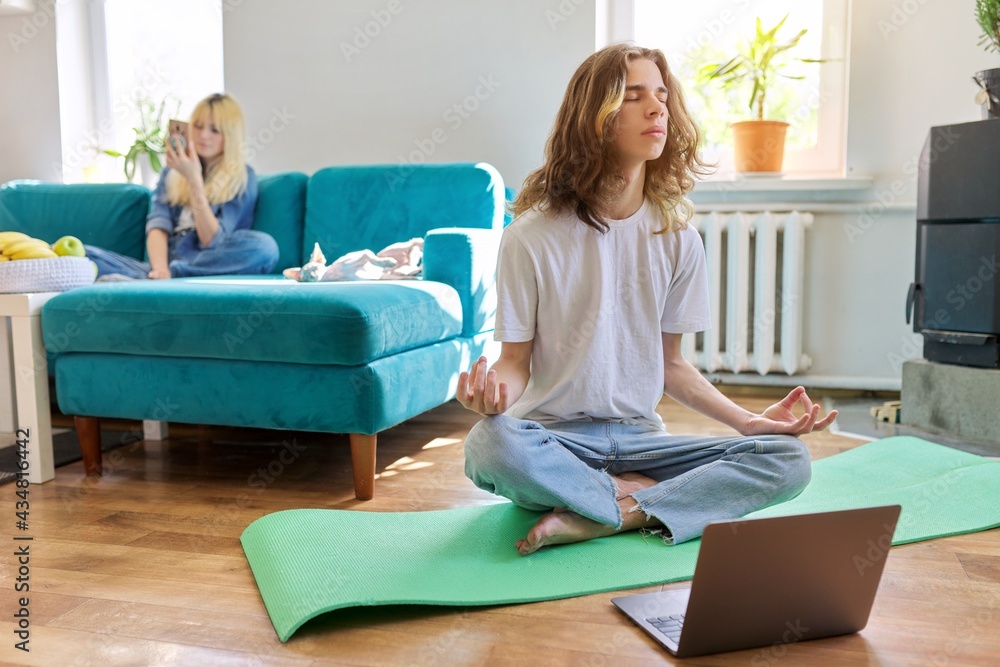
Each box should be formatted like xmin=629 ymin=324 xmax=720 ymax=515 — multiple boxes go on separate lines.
xmin=907 ymin=120 xmax=1000 ymax=368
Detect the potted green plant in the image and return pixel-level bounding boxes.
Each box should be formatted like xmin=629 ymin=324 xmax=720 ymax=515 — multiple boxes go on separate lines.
xmin=104 ymin=95 xmax=179 ymax=187
xmin=697 ymin=15 xmax=824 ymax=173
xmin=974 ymin=0 xmax=1000 ymax=118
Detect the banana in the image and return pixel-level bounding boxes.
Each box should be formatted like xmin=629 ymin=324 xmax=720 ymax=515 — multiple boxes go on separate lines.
xmin=10 ymin=246 xmax=58 ymax=260
xmin=1 ymin=238 xmax=51 ymax=257
xmin=0 ymin=232 xmax=31 ymax=253
xmin=0 ymin=254 xmax=10 ymax=262
xmin=0 ymin=231 xmax=31 ymax=248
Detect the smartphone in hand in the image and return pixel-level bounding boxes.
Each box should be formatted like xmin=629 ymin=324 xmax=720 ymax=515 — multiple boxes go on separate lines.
xmin=167 ymin=119 xmax=189 ymax=151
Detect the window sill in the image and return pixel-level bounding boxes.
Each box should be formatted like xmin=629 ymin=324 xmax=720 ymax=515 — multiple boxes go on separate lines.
xmin=688 ymin=174 xmax=915 ymax=214
xmin=693 ymin=174 xmax=874 ymax=195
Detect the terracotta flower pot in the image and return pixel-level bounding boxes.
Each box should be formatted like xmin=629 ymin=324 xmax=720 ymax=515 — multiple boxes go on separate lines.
xmin=731 ymin=120 xmax=789 ymax=173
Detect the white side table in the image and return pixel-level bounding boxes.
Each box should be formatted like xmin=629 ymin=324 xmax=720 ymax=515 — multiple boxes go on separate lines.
xmin=0 ymin=292 xmax=59 ymax=484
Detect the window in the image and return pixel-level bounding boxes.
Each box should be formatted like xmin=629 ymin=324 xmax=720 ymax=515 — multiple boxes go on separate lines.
xmin=599 ymin=0 xmax=850 ymax=178
xmin=56 ymin=0 xmax=224 ymax=183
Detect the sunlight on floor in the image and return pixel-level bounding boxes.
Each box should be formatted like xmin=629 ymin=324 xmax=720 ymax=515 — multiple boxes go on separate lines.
xmin=385 ymin=456 xmax=434 ymax=472
xmin=421 ymin=437 xmax=462 ymax=450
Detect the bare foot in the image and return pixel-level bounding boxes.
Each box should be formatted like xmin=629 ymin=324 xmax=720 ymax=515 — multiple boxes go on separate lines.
xmin=614 ymin=471 xmax=656 ymax=500
xmin=515 ymin=511 xmax=617 ymax=555
xmin=516 ymin=472 xmax=660 ymax=555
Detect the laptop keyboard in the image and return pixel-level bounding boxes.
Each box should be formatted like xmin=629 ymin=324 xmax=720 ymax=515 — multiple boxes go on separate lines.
xmin=645 ymin=613 xmax=684 ymax=643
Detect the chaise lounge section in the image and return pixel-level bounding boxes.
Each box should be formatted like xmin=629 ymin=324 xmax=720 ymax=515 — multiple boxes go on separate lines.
xmin=1 ymin=162 xmax=505 ymax=499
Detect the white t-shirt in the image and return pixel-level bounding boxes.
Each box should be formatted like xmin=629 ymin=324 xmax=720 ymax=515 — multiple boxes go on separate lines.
xmin=495 ymin=199 xmax=712 ymax=431
xmin=174 ymin=206 xmax=196 ymax=236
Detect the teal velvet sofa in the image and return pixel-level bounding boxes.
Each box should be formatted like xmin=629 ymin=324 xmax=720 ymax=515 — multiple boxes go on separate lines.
xmin=0 ymin=162 xmax=504 ymax=499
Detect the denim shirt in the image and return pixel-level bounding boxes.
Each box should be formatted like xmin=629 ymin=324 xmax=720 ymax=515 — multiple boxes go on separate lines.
xmin=144 ymin=165 xmax=258 ymax=250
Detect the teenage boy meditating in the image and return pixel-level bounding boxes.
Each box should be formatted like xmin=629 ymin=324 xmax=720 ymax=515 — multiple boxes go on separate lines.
xmin=458 ymin=44 xmax=837 ymax=556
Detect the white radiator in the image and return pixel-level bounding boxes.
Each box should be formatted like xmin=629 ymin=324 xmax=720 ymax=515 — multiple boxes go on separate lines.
xmin=682 ymin=211 xmax=813 ymax=375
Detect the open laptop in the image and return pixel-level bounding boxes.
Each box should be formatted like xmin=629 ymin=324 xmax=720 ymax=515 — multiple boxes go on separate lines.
xmin=612 ymin=505 xmax=901 ymax=659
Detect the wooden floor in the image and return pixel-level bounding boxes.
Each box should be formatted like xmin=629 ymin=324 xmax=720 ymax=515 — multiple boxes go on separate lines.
xmin=2 ymin=393 xmax=999 ymax=666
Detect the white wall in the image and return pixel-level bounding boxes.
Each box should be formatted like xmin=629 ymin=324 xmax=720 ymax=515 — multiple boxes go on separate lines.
xmin=847 ymin=0 xmax=994 ymax=185
xmin=0 ymin=3 xmax=61 ymax=432
xmin=0 ymin=3 xmax=62 ymax=183
xmin=224 ymin=1 xmax=997 ymax=390
xmin=820 ymin=0 xmax=994 ymax=386
xmin=0 ymin=3 xmax=63 ymax=433
xmin=222 ymin=0 xmax=595 ymax=188
xmin=0 ymin=1 xmax=992 ymax=390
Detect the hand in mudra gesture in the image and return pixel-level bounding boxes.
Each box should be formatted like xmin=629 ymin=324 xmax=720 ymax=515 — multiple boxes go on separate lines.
xmin=742 ymin=386 xmax=838 ymax=436
xmin=457 ymin=356 xmax=508 ymax=416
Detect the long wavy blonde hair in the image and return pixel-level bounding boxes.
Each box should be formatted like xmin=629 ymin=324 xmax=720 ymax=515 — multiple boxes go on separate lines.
xmin=512 ymin=44 xmax=711 ymax=233
xmin=165 ymin=93 xmax=249 ymax=207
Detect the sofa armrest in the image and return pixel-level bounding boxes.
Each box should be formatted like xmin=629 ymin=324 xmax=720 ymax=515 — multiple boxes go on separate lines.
xmin=423 ymin=227 xmax=501 ymax=337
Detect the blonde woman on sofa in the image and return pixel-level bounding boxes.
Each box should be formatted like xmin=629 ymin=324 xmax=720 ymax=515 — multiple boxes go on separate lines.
xmin=87 ymin=93 xmax=278 ymax=280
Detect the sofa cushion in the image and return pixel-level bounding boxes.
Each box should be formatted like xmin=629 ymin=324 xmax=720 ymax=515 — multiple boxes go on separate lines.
xmin=252 ymin=171 xmax=308 ymax=275
xmin=53 ymin=331 xmax=497 ymax=434
xmin=0 ymin=181 xmax=150 ymax=259
xmin=41 ymin=276 xmax=463 ymax=366
xmin=303 ymin=162 xmax=504 ymax=263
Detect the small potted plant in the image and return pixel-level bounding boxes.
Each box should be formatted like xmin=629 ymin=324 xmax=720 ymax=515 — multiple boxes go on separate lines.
xmin=697 ymin=15 xmax=824 ymax=173
xmin=104 ymin=95 xmax=179 ymax=187
xmin=974 ymin=0 xmax=1000 ymax=118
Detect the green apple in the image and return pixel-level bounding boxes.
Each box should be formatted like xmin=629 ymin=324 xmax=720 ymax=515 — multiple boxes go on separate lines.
xmin=52 ymin=235 xmax=86 ymax=257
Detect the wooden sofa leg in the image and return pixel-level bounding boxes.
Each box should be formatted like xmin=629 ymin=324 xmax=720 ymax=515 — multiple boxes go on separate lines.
xmin=349 ymin=433 xmax=377 ymax=500
xmin=75 ymin=416 xmax=102 ymax=476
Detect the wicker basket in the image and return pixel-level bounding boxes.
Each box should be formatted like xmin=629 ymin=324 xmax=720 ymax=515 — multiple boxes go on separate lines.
xmin=0 ymin=256 xmax=96 ymax=294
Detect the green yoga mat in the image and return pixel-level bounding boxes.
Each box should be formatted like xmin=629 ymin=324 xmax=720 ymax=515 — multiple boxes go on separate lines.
xmin=241 ymin=436 xmax=1000 ymax=642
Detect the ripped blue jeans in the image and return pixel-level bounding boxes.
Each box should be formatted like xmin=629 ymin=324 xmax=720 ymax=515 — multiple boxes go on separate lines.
xmin=464 ymin=415 xmax=812 ymax=544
